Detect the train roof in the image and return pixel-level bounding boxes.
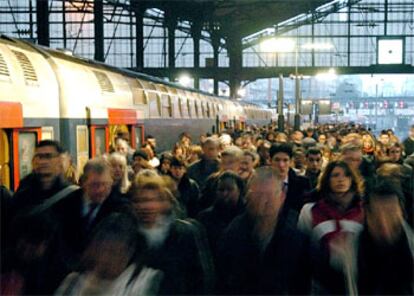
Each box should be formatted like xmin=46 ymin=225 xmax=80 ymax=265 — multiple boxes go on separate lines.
xmin=0 ymin=35 xmax=264 ymax=110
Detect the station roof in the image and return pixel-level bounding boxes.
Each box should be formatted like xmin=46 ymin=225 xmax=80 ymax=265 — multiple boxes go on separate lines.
xmin=141 ymin=0 xmax=333 ymax=38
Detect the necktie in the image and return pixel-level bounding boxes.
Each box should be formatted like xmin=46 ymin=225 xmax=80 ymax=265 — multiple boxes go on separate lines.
xmin=280 ymin=182 xmax=288 ymax=204
xmin=84 ymin=203 xmax=98 ymax=230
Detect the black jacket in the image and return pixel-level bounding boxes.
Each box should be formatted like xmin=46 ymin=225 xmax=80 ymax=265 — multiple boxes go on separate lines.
xmin=357 ymin=223 xmax=414 ymax=295
xmin=216 ymin=212 xmax=310 ymax=295
xmin=176 ymin=174 xmax=200 ymax=218
xmin=285 ymin=168 xmax=311 ymax=214
xmin=52 ymin=188 xmax=131 ymax=267
xmin=187 ymin=157 xmax=220 ymax=190
xmin=144 ymin=219 xmax=215 ymax=295
xmin=10 ymin=173 xmax=70 ymax=218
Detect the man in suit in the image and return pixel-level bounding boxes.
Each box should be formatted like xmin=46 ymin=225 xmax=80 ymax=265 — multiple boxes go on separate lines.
xmin=270 ymin=143 xmax=311 ymax=218
xmin=53 ymin=158 xmax=130 ymax=268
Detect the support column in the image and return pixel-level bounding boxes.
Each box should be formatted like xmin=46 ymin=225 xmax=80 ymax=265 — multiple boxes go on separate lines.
xmin=36 ymin=0 xmax=49 ymax=46
xmin=165 ymin=12 xmax=177 ymax=81
xmin=134 ymin=4 xmax=145 ymax=71
xmin=212 ymin=31 xmax=220 ymax=95
xmin=294 ymin=76 xmax=301 ymax=131
xmin=192 ymin=21 xmax=202 ymax=89
xmin=277 ymin=74 xmax=285 ymax=132
xmin=227 ymin=33 xmax=242 ymax=99
xmin=94 ymin=0 xmax=104 ymax=62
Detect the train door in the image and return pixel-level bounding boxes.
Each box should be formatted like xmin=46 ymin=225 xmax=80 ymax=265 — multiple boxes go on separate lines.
xmin=0 ymin=128 xmax=41 ymax=191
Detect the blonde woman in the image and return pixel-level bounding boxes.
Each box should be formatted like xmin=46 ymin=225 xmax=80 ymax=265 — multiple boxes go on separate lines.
xmin=108 ymin=153 xmax=131 ymax=195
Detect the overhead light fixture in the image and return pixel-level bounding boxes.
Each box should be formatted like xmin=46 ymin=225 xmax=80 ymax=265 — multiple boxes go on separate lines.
xmin=178 ymin=74 xmax=192 ymax=87
xmin=316 ymin=68 xmax=337 ymax=80
xmin=260 ymin=38 xmax=295 ymax=53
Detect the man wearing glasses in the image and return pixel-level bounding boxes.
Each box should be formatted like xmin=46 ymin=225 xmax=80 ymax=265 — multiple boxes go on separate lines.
xmin=10 ymin=140 xmax=70 ymax=217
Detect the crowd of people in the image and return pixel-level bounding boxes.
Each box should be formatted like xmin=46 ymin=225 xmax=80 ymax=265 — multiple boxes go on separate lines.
xmin=1 ymin=123 xmax=413 ymax=295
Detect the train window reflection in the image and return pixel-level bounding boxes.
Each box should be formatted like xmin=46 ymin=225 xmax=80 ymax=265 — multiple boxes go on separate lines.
xmin=18 ymin=132 xmax=36 ymax=180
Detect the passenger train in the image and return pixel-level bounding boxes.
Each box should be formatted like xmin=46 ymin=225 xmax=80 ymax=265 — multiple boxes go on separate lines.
xmin=0 ymin=35 xmax=272 ymax=190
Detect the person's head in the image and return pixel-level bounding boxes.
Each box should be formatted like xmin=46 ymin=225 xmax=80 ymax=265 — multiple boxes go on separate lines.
xmin=159 ymin=153 xmax=173 ymax=175
xmin=291 ymin=131 xmax=304 ymax=143
xmin=387 ymin=142 xmax=403 ymax=162
xmin=340 ymin=143 xmax=363 ymax=170
xmin=220 ymin=146 xmax=243 ymax=172
xmin=129 ymin=175 xmax=175 ymax=228
xmin=269 ymin=143 xmax=293 ymax=179
xmin=306 ymin=147 xmax=323 ymax=173
xmin=275 ymin=132 xmax=288 ymax=143
xmin=188 ymin=145 xmax=202 ymax=164
xmin=115 ymin=138 xmax=129 ymax=156
xmin=318 ymin=134 xmax=327 ymax=145
xmin=215 ymin=171 xmax=246 ymax=209
xmin=292 ymin=148 xmax=306 ymax=171
xmin=306 ymin=127 xmax=314 ymax=137
xmin=179 ymin=132 xmax=192 ymax=147
xmin=246 ymin=167 xmax=282 ymax=219
xmin=107 ymin=153 xmax=130 ymax=193
xmin=81 ymin=159 xmax=113 ymax=204
xmin=219 ymin=133 xmax=232 ymax=149
xmin=317 ymin=160 xmax=364 ymax=199
xmin=202 ymin=137 xmax=219 ymax=160
xmin=378 ymin=131 xmax=390 ymax=146
xmin=172 ymin=143 xmax=185 ymax=158
xmin=141 ymin=143 xmax=155 ymax=159
xmin=362 ymin=133 xmax=376 ymax=151
xmin=81 ymin=213 xmax=143 ymax=280
xmin=32 ymin=140 xmax=64 ymax=187
xmin=145 ymin=135 xmax=157 ymax=150
xmin=169 ymin=157 xmax=187 ymax=181
xmin=132 ymin=150 xmax=150 ymax=174
xmin=239 ymin=151 xmax=257 ymax=179
xmin=365 ymin=180 xmax=405 ymax=244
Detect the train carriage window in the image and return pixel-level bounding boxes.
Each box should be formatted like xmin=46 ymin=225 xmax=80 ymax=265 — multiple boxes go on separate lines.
xmin=94 ymin=128 xmax=106 ymax=157
xmin=148 ymin=92 xmax=161 ymax=118
xmin=18 ymin=132 xmax=36 ymax=180
xmin=76 ymin=126 xmax=89 ymax=175
xmin=130 ymin=79 xmax=147 ymax=105
xmin=187 ymin=99 xmax=192 ymax=118
xmin=206 ymin=101 xmax=211 ymax=118
xmin=161 ymin=94 xmax=172 ymax=118
xmin=41 ymin=127 xmax=54 ymax=140
xmin=134 ymin=125 xmax=144 ymax=148
xmin=194 ymin=100 xmax=200 ymax=118
xmin=178 ymin=98 xmax=183 ymax=117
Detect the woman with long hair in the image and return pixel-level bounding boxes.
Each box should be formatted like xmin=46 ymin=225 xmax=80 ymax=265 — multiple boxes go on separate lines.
xmin=298 ymin=160 xmax=365 ymax=295
xmin=108 ymin=153 xmax=131 ymax=195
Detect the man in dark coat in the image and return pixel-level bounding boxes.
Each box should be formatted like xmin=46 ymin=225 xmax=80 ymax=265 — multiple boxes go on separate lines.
xmin=169 ymin=157 xmax=200 ymax=218
xmin=10 ymin=140 xmax=71 ymax=218
xmin=52 ymin=158 xmax=131 ymax=268
xmin=187 ymin=137 xmax=220 ymax=190
xmin=216 ymin=167 xmax=310 ymax=295
xmin=305 ymin=147 xmax=323 ymax=190
xmin=357 ymin=180 xmax=413 ymax=295
xmin=270 ymin=143 xmax=311 ymax=214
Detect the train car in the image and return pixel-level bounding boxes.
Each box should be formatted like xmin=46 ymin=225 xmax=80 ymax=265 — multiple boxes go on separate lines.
xmin=0 ymin=35 xmax=271 ymax=190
